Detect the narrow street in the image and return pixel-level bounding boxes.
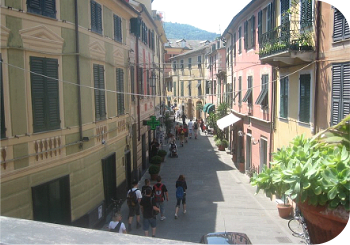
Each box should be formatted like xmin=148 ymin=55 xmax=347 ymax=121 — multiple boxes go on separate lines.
xmin=116 ymin=120 xmax=302 ymax=244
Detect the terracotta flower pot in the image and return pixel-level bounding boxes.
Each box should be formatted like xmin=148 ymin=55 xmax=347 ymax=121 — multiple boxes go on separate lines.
xmin=277 ymin=204 xmax=292 ymax=218
xmin=218 ymin=145 xmax=225 ymax=151
xmin=298 ymin=202 xmax=349 ymax=244
xmin=239 ymin=162 xmax=245 ymax=173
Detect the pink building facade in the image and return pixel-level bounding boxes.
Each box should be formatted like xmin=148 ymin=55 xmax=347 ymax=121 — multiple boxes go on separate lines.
xmin=223 ymin=0 xmax=274 ymax=173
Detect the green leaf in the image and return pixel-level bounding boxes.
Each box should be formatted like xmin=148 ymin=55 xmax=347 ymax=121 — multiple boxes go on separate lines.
xmin=314 ymin=186 xmax=322 ymax=195
xmin=327 ymin=186 xmax=339 ymax=200
xmin=341 ymin=146 xmax=349 ymax=161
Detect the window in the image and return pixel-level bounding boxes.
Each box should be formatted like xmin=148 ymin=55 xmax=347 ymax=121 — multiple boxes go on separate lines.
xmin=141 ymin=21 xmax=148 ymax=44
xmin=146 ymin=70 xmax=150 ymax=95
xmin=188 ymin=58 xmax=192 ymax=69
xmin=300 ymin=0 xmax=312 ymax=28
xmin=1 ymin=53 xmax=5 ymax=139
xmin=30 ymin=57 xmax=60 ymax=132
xmin=93 ymin=64 xmax=106 ymax=121
xmin=206 ymin=81 xmax=210 ymax=95
xmin=113 ymin=14 xmax=122 ymax=42
xmin=242 ymin=76 xmax=253 ymax=105
xmin=280 ymin=76 xmax=289 ymax=118
xmin=214 ymin=80 xmax=217 ymax=95
xmin=256 ymin=74 xmax=269 ymax=108
xmin=188 ymin=81 xmax=191 ymax=96
xmin=91 ymin=0 xmax=102 ymax=34
xmin=181 ymin=81 xmax=184 ymax=96
xmin=333 ymin=8 xmax=350 ymax=42
xmin=233 ymin=33 xmax=236 ymax=57
xmin=258 ymin=10 xmax=262 ymax=44
xmin=116 ymin=68 xmax=124 ymax=115
xmin=238 ymin=27 xmax=242 ymax=54
xmin=250 ymin=15 xmax=255 ymax=48
xmin=180 ymin=60 xmax=184 ymax=70
xmin=27 ymin=0 xmax=56 ymax=19
xmin=233 ymin=77 xmax=236 ymax=103
xmin=238 ymin=76 xmax=242 ymax=104
xmin=173 ymin=82 xmax=176 ymax=96
xmin=299 ymin=74 xmax=311 ymax=123
xmin=197 ymin=56 xmax=202 ymax=68
xmin=172 ymin=61 xmax=177 ymax=72
xmin=244 ymin=21 xmax=248 ymax=50
xmin=197 ymin=80 xmax=202 ymax=97
xmin=331 ymin=63 xmax=350 ymax=125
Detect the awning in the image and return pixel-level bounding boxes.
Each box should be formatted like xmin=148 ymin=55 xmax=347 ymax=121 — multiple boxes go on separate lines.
xmin=217 ymin=114 xmax=241 ymax=130
xmin=203 ymin=103 xmax=215 ymax=113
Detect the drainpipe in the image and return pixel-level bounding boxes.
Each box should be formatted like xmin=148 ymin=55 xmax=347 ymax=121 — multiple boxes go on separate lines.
xmin=74 ymin=0 xmax=83 ymax=148
xmin=269 ymin=67 xmax=276 ymax=163
xmin=227 ymin=31 xmax=234 ymax=108
xmin=313 ymin=1 xmax=322 ymax=134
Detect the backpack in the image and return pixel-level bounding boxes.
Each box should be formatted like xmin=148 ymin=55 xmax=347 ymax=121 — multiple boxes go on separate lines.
xmin=194 ymin=122 xmax=198 ymax=129
xmin=142 ymin=185 xmax=152 ymax=196
xmin=154 ymin=183 xmax=164 ymax=202
xmin=176 ymin=186 xmax=184 ymax=199
xmin=111 ymin=222 xmax=122 ymax=233
xmin=127 ymin=188 xmax=138 ymax=206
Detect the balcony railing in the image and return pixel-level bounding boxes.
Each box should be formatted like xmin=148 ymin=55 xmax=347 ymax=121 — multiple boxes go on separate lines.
xmin=259 ymin=21 xmax=314 ymax=58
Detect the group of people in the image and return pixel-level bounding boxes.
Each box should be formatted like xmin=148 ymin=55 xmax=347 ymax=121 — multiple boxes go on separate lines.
xmin=174 ymin=117 xmax=204 ymax=146
xmin=109 ymin=175 xmax=187 ymax=237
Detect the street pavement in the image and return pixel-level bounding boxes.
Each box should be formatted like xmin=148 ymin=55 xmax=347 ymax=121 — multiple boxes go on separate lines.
xmin=117 ymin=120 xmax=303 ymax=244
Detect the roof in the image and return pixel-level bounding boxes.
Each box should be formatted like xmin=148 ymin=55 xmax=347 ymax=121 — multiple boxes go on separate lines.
xmin=165 ymin=39 xmax=208 ymax=50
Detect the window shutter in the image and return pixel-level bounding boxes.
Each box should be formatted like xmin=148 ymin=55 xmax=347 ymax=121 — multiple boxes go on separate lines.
xmin=280 ymin=77 xmax=288 ymax=118
xmin=173 ymin=82 xmax=176 ymax=96
xmin=27 ymin=0 xmax=41 ymax=15
xmin=299 ymin=74 xmax=311 ymax=123
xmin=31 ymin=58 xmax=46 ymax=132
xmin=91 ymin=1 xmax=96 ymax=32
xmin=117 ymin=68 xmax=124 ymax=115
xmin=94 ymin=64 xmax=101 ymax=120
xmin=244 ymin=21 xmax=248 ymax=50
xmin=281 ymin=0 xmax=289 ymax=26
xmin=130 ymin=66 xmax=135 ymax=101
xmin=251 ymin=15 xmax=255 ymax=47
xmin=333 ymin=9 xmax=343 ymax=41
xmin=343 ymin=63 xmax=350 ymax=119
xmin=300 ymin=0 xmax=312 ymax=28
xmin=114 ymin=15 xmax=122 ymax=42
xmin=98 ymin=65 xmax=106 ymax=119
xmin=267 ymin=3 xmax=271 ymax=32
xmin=43 ymin=0 xmax=56 ymax=18
xmin=331 ymin=64 xmax=341 ymax=125
xmin=258 ymin=11 xmax=262 ymax=44
xmin=181 ymin=81 xmax=184 ymax=96
xmin=238 ymin=76 xmax=242 ymax=104
xmin=239 ymin=27 xmax=242 ymax=53
xmin=45 ymin=58 xmax=60 ymax=129
xmin=96 ymin=2 xmax=102 ymax=34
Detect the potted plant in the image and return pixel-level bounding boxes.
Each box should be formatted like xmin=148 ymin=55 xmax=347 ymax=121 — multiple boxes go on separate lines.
xmin=215 ymin=139 xmax=228 ymax=151
xmin=148 ymin=164 xmax=160 ymax=181
xmin=150 ymin=155 xmax=162 ymax=165
xmin=251 ymin=115 xmax=350 ymax=244
xmin=157 ymin=149 xmax=167 ymax=162
xmin=299 ymin=32 xmax=313 ymax=51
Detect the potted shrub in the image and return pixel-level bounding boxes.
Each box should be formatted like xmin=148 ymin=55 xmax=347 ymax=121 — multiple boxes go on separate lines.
xmin=150 ymin=155 xmax=162 ymax=165
xmin=148 ymin=164 xmax=160 ymax=181
xmin=215 ymin=139 xmax=228 ymax=151
xmin=251 ymin=115 xmax=350 ymax=244
xmin=157 ymin=149 xmax=167 ymax=162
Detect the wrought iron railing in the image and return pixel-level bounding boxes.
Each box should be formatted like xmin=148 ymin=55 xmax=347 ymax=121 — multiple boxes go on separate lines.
xmin=259 ymin=21 xmax=314 ymax=58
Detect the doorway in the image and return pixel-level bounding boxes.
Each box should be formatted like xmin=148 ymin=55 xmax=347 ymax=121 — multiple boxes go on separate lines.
xmin=32 ymin=175 xmax=71 ymax=225
xmin=102 ymin=153 xmax=117 ymax=211
xmin=246 ymin=135 xmax=252 ymax=171
xmin=259 ymin=137 xmax=268 ymax=173
xmin=125 ymin=150 xmax=132 ymax=191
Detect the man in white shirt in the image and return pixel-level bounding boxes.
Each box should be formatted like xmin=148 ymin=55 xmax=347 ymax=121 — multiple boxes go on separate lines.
xmin=127 ymin=180 xmax=142 ymax=232
xmin=187 ymin=119 xmax=194 ymax=139
xmin=109 ymin=213 xmax=127 ymax=233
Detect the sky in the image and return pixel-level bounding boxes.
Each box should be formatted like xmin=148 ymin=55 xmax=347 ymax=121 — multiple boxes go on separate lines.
xmin=152 ymin=0 xmax=350 ymax=34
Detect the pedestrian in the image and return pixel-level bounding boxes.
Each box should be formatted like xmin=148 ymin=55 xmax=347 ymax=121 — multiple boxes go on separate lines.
xmin=150 ymin=138 xmax=160 ymax=160
xmin=174 ymin=174 xmax=187 ymax=219
xmin=108 ymin=213 xmax=127 ymax=234
xmin=183 ymin=124 xmax=189 ymax=143
xmin=181 ymin=113 xmax=186 ymax=125
xmin=126 ymin=180 xmax=142 ymax=231
xmin=178 ymin=125 xmax=185 ymax=146
xmin=153 ymin=175 xmax=169 ymax=221
xmin=193 ymin=120 xmax=199 ymax=139
xmin=140 ymin=188 xmax=160 ymax=237
xmin=142 ymin=179 xmax=153 ymax=196
xmin=200 ymin=118 xmax=205 ymax=132
xmin=187 ymin=119 xmax=193 ymax=139
xmin=174 ymin=123 xmax=179 ymax=140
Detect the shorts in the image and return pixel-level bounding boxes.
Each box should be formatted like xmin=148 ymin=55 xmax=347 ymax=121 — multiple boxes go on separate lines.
xmin=176 ymin=195 xmax=186 ymax=207
xmin=128 ymin=204 xmax=140 ymax=217
xmin=143 ymin=217 xmax=156 ymax=231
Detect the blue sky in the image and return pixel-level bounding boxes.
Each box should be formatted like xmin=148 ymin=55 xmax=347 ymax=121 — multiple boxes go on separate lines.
xmin=152 ymin=0 xmax=250 ymax=33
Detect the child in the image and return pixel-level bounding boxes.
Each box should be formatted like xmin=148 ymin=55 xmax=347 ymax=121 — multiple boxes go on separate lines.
xmin=109 ymin=213 xmax=127 ymax=233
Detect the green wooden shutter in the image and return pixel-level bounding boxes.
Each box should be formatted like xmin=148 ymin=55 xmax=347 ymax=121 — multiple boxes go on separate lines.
xmin=94 ymin=64 xmax=105 ymax=121
xmin=333 ymin=9 xmax=343 ymax=41
xmin=244 ymin=21 xmax=248 ymax=50
xmin=239 ymin=27 xmax=242 ymax=53
xmin=43 ymin=0 xmax=56 ymax=18
xmin=31 ymin=57 xmax=59 ymax=132
xmin=267 ymin=3 xmax=272 ymax=32
xmin=299 ymin=74 xmax=311 ymax=123
xmin=251 ymin=15 xmax=255 ymax=47
xmin=280 ymin=77 xmax=288 ymax=118
xmin=1 ymin=54 xmax=6 ymax=138
xmin=300 ymin=0 xmax=312 ymax=28
xmin=332 ymin=63 xmax=350 ymax=125
xmin=130 ymin=66 xmax=135 ymax=101
xmin=343 ymin=63 xmax=350 ymax=119
xmin=117 ymin=68 xmax=124 ymax=115
xmin=27 ymin=0 xmax=41 ymax=15
xmin=114 ymin=15 xmax=122 ymax=42
xmin=46 ymin=58 xmax=60 ymax=129
xmin=96 ymin=2 xmax=102 ymax=34
xmin=238 ymin=76 xmax=242 ymax=104
xmin=258 ymin=11 xmax=262 ymax=44
xmin=91 ymin=1 xmax=96 ymax=32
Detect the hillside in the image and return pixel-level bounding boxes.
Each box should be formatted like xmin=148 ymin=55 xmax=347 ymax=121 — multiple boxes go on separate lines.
xmin=163 ymin=22 xmax=220 ymax=41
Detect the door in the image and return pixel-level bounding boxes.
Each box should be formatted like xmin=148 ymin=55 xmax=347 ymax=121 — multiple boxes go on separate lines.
xmin=102 ymin=153 xmax=117 ymax=211
xmin=32 ymin=175 xmax=71 ymax=225
xmin=259 ymin=138 xmax=268 ymax=173
xmin=246 ymin=135 xmax=252 ymax=171
xmin=142 ymin=134 xmax=147 ymax=173
xmin=125 ymin=150 xmax=132 ymax=191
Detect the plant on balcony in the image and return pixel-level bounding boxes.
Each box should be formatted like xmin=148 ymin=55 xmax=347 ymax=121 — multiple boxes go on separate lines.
xmin=298 ymin=31 xmax=313 ymax=50
xmin=251 ymin=115 xmax=350 ymax=243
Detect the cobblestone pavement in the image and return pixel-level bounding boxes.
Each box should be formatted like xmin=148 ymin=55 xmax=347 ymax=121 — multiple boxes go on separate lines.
xmin=115 ymin=120 xmax=304 ymax=244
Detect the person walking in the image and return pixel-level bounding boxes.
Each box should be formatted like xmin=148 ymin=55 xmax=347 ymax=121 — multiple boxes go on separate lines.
xmin=140 ymin=188 xmax=160 ymax=237
xmin=174 ymin=175 xmax=187 ymax=219
xmin=181 ymin=113 xmax=186 ymax=125
xmin=108 ymin=213 xmax=127 ymax=234
xmin=142 ymin=179 xmax=153 ymax=196
xmin=150 ymin=138 xmax=160 ymax=160
xmin=126 ymin=180 xmax=142 ymax=231
xmin=183 ymin=124 xmax=189 ymax=143
xmin=174 ymin=123 xmax=179 ymax=140
xmin=153 ymin=176 xmax=169 ymax=221
xmin=193 ymin=120 xmax=199 ymax=139
xmin=178 ymin=125 xmax=185 ymax=146
xmin=187 ymin=119 xmax=193 ymax=139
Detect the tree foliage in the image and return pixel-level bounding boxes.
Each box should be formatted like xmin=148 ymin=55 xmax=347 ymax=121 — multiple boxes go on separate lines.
xmin=164 ymin=22 xmax=220 ymax=41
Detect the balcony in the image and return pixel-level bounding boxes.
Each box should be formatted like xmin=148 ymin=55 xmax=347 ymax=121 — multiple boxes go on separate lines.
xmin=258 ymin=21 xmax=315 ymax=67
